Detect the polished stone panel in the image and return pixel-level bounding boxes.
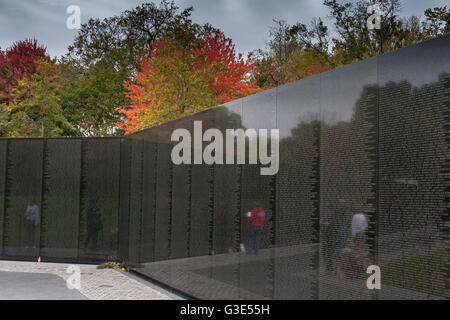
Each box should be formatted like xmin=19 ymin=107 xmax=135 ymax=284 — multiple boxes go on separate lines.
xmin=319 ymin=57 xmax=378 ymax=299
xmin=78 ymin=138 xmax=120 ymax=262
xmin=40 ymin=139 xmax=81 ymax=260
xmin=275 ymin=76 xmax=321 ymax=300
xmin=3 ymin=139 xmax=43 ymax=258
xmin=378 ymin=35 xmax=450 ymax=299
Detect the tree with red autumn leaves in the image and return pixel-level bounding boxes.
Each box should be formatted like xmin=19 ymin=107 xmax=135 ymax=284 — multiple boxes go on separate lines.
xmin=118 ymin=24 xmax=259 ymax=133
xmin=198 ymin=25 xmax=259 ymax=104
xmin=0 ymin=39 xmax=50 ymax=104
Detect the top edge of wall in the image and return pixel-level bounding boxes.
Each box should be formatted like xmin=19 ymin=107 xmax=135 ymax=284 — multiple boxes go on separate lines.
xmin=0 ymin=136 xmax=123 ymax=141
xmin=128 ymin=34 xmax=449 ymax=138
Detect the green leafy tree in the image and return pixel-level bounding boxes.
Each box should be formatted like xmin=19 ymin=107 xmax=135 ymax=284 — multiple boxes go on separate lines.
xmin=323 ymin=1 xmax=448 ymax=62
xmin=253 ymin=19 xmax=330 ymax=88
xmin=424 ymin=6 xmax=450 ymax=36
xmin=63 ymin=0 xmax=195 ymax=136
xmin=253 ymin=19 xmax=303 ymax=88
xmin=0 ymin=60 xmax=74 ymax=137
xmin=323 ymin=0 xmax=406 ymax=61
xmin=59 ymin=61 xmax=129 ymax=136
xmin=119 ymin=23 xmax=258 ymax=133
xmin=255 ymin=1 xmax=448 ymax=90
xmin=67 ymin=0 xmax=180 ymax=72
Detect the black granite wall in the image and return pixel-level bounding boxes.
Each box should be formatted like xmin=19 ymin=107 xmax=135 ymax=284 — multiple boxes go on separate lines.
xmin=0 ymin=35 xmax=448 ymax=299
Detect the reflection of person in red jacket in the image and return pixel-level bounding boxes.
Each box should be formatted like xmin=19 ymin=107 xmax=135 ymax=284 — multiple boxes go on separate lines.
xmin=246 ymin=202 xmax=266 ymax=254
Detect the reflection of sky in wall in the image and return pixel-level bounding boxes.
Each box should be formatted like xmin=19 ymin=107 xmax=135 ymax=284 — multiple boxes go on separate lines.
xmin=276 ymin=76 xmax=321 ymax=139
xmin=0 ymin=0 xmax=445 ymax=59
xmin=320 ymin=56 xmax=378 ymax=125
xmin=378 ymin=35 xmax=450 ymax=88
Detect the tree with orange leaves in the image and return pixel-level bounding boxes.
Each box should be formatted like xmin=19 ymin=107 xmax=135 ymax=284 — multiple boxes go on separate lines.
xmin=117 ymin=21 xmax=259 ymax=134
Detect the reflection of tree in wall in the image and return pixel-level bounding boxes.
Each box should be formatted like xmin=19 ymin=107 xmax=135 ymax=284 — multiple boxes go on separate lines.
xmin=206 ymin=107 xmax=245 ymax=254
xmin=378 ymin=73 xmax=450 ymax=298
xmin=276 ymin=74 xmax=450 ymax=253
xmin=277 ymin=119 xmax=320 ymax=246
xmin=275 ymin=85 xmax=378 ymax=256
xmin=320 ymin=84 xmax=378 ymax=217
xmin=212 ymin=107 xmax=244 ymax=133
xmin=379 ymin=74 xmax=450 ymax=236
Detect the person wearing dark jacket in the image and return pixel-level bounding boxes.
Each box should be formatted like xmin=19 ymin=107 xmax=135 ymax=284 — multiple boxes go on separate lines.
xmin=84 ymin=199 xmax=103 ymax=250
xmin=320 ymin=209 xmax=341 ymax=271
xmin=246 ymin=202 xmax=266 ymax=255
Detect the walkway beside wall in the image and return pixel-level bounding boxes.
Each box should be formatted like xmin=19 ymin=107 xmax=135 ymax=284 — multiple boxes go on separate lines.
xmin=0 ymin=260 xmax=177 ymax=300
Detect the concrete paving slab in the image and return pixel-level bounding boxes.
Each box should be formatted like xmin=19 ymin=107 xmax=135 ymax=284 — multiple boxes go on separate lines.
xmin=0 ymin=271 xmax=87 ymax=300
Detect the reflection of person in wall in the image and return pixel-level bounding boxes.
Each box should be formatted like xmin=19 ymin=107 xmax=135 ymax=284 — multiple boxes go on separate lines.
xmin=217 ymin=206 xmax=232 ymax=253
xmin=24 ymin=199 xmax=39 ymax=248
xmin=351 ymin=203 xmax=368 ymax=248
xmin=320 ymin=209 xmax=340 ymax=271
xmin=336 ymin=203 xmax=369 ymax=278
xmin=337 ymin=198 xmax=350 ymax=249
xmin=437 ymin=207 xmax=449 ymax=232
xmin=109 ymin=228 xmax=118 ymax=251
xmin=84 ymin=199 xmax=103 ymax=250
xmin=246 ymin=202 xmax=266 ymax=255
xmin=350 ymin=203 xmax=369 ymax=269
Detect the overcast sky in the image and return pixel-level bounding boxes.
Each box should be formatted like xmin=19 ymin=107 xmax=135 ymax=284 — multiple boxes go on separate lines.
xmin=0 ymin=0 xmax=447 ymax=58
